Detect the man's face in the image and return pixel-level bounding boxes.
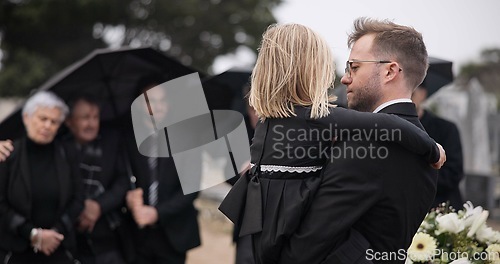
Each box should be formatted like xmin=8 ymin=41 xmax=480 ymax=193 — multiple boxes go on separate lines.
xmin=66 ymin=100 xmax=100 ymax=144
xmin=23 ymin=107 xmax=63 ymax=144
xmin=341 ymin=34 xmax=384 ymax=112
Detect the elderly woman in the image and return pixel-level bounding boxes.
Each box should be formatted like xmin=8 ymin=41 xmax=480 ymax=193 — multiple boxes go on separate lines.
xmin=0 ymin=91 xmax=83 ymax=264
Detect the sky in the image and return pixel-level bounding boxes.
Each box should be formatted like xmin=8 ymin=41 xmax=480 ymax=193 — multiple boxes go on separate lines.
xmin=214 ymin=0 xmax=500 ymax=76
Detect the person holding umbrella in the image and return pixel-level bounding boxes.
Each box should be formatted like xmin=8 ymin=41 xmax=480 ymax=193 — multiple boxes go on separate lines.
xmin=0 ymin=91 xmax=83 ymax=264
xmin=124 ymin=74 xmax=201 ymax=264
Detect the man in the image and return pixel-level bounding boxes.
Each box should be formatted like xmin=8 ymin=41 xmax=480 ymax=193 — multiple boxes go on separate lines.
xmin=412 ymin=83 xmax=464 ymax=210
xmin=280 ymin=18 xmax=443 ymax=264
xmin=125 ymin=76 xmax=201 ymax=264
xmin=64 ymin=96 xmax=130 ymax=264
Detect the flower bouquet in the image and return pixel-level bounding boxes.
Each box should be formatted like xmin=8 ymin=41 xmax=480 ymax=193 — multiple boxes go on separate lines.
xmin=407 ymin=202 xmax=500 ymax=264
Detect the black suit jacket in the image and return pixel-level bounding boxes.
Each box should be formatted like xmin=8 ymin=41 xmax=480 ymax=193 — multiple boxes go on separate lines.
xmin=280 ymin=103 xmax=438 ymax=264
xmin=125 ymin=132 xmax=201 ymax=253
xmin=0 ymin=137 xmax=84 ymax=253
xmin=420 ymin=110 xmax=464 ymax=210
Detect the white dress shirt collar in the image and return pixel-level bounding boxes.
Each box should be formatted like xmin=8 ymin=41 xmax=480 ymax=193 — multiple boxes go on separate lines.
xmin=372 ymin=99 xmax=413 ymax=113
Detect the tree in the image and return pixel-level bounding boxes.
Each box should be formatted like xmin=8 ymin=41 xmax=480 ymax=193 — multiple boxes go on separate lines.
xmin=0 ymin=0 xmax=281 ymax=97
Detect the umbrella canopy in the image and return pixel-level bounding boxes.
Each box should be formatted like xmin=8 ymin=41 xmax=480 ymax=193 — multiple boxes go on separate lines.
xmin=201 ymin=67 xmax=252 ymax=115
xmin=0 ymin=46 xmax=202 ymax=140
xmin=423 ymin=56 xmax=454 ymax=97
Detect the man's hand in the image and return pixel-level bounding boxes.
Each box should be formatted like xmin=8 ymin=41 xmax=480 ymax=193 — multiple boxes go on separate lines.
xmin=127 ymin=189 xmax=159 ymax=227
xmin=78 ymin=199 xmax=101 ymax=232
xmin=131 ymin=205 xmax=159 ymax=228
xmin=126 ymin=188 xmax=144 ymax=211
xmin=432 ymin=143 xmax=446 ymax=169
xmin=39 ymin=229 xmax=64 ymax=256
xmin=0 ymin=140 xmax=13 ymax=162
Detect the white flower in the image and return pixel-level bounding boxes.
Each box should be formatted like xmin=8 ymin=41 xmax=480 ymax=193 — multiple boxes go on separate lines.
xmin=476 ymin=225 xmax=497 ymax=243
xmin=462 ymin=201 xmax=484 ymax=228
xmin=467 ymin=210 xmax=489 ymax=238
xmin=408 ymin=233 xmax=437 ymax=262
xmin=449 ymin=257 xmax=472 ymax=264
xmin=493 ymin=231 xmax=500 ymax=243
xmin=486 ymin=244 xmax=500 ymax=264
xmin=436 ymin=213 xmax=465 ymax=234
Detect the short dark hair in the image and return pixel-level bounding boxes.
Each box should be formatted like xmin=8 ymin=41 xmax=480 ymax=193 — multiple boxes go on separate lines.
xmin=67 ymin=94 xmax=101 ymax=117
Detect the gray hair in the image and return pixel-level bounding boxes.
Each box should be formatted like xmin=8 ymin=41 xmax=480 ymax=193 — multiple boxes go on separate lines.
xmin=22 ymin=91 xmax=69 ymax=122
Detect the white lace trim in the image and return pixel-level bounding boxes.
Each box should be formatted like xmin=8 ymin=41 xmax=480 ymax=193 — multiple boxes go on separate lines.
xmin=250 ymin=163 xmax=322 ymax=173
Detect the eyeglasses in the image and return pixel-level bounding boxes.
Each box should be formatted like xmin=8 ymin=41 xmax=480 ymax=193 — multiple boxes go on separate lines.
xmin=344 ymin=60 xmax=394 ymax=78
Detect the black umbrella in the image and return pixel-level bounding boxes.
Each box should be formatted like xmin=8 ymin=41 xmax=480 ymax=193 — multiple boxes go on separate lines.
xmin=423 ymin=56 xmax=454 ymax=97
xmin=0 ymin=46 xmax=202 ymax=140
xmin=201 ymin=67 xmax=252 ymax=114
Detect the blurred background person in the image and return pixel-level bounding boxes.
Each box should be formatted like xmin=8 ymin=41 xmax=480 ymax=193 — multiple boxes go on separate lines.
xmin=412 ymin=82 xmax=464 ymax=210
xmin=0 ymin=91 xmax=83 ymax=264
xmin=125 ymin=75 xmax=201 ymax=264
xmin=64 ymin=95 xmax=131 ymax=264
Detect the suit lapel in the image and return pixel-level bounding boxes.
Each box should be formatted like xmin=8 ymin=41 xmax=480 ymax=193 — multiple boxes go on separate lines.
xmin=378 ymin=102 xmax=417 ymax=116
xmin=378 ymin=102 xmax=424 ymax=129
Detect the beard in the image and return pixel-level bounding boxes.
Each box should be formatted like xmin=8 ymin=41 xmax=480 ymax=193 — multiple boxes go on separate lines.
xmin=347 ymin=70 xmax=382 ymax=112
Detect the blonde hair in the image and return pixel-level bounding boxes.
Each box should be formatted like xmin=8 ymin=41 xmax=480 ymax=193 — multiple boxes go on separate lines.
xmin=249 ymin=23 xmax=336 ymax=120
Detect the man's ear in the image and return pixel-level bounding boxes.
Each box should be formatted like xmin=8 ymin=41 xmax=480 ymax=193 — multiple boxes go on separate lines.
xmin=385 ymin=62 xmax=402 ymax=81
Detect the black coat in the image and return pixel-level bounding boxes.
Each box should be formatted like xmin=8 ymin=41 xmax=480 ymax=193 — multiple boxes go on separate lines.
xmin=0 ymin=137 xmax=84 ymax=253
xmin=219 ymin=104 xmax=440 ymax=264
xmin=280 ymin=103 xmax=439 ymax=264
xmin=65 ymin=128 xmax=129 ymax=217
xmin=420 ymin=110 xmax=464 ymax=210
xmin=125 ymin=132 xmax=201 ymax=253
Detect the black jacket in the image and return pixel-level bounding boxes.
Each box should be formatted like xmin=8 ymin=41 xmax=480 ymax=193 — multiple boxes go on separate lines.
xmin=65 ymin=128 xmax=130 ymax=255
xmin=125 ymin=132 xmax=201 ymax=253
xmin=280 ymin=103 xmax=439 ymax=264
xmin=0 ymin=137 xmax=84 ymax=253
xmin=219 ymin=104 xmax=440 ymax=264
